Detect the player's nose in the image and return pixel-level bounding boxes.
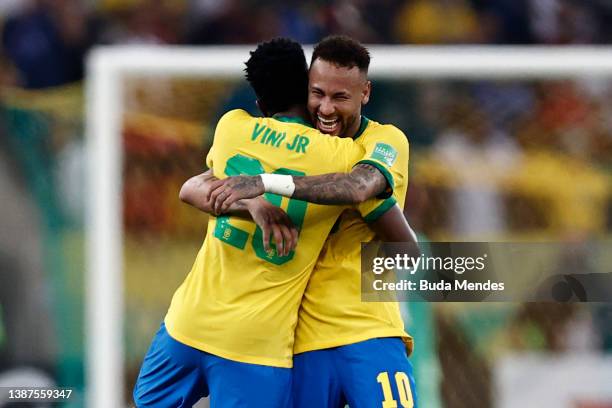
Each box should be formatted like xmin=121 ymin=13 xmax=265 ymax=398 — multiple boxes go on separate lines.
xmin=318 ymin=98 xmax=335 ymax=116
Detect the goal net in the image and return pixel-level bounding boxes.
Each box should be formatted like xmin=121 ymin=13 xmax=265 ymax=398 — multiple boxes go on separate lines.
xmin=86 ymin=46 xmax=612 ymax=407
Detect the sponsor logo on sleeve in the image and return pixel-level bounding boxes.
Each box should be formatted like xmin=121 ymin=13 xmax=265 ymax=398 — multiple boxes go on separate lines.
xmin=370 ymin=143 xmax=398 ymax=166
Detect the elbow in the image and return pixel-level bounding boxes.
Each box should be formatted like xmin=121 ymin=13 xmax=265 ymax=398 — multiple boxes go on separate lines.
xmin=352 ymin=189 xmax=370 ymax=205
xmin=351 ymin=180 xmax=384 ymax=204
xmin=179 ymin=179 xmax=193 ymax=203
xmin=179 ymin=175 xmax=215 ymax=214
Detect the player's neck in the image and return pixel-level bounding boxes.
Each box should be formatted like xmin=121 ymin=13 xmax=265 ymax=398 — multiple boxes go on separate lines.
xmin=345 ymin=115 xmax=363 ymax=139
xmin=272 ymin=105 xmax=309 ymax=123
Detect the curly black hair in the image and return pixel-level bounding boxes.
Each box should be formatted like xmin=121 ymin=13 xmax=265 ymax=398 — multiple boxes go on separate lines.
xmin=244 ymin=38 xmax=309 ymax=115
xmin=311 ymin=35 xmax=370 ymax=73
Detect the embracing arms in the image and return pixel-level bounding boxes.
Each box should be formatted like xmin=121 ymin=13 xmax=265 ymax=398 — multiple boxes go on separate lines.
xmin=179 ymin=170 xmax=298 ymax=256
xmin=180 ymin=167 xmax=419 ymax=258
xmin=205 ymin=163 xmax=388 ymax=214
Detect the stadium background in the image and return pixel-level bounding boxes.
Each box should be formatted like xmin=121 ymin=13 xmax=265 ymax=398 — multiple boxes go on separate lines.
xmin=1 ymin=0 xmax=611 ymax=407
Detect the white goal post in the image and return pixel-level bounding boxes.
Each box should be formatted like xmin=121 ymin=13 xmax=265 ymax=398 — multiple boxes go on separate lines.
xmin=85 ymin=45 xmax=612 ymax=408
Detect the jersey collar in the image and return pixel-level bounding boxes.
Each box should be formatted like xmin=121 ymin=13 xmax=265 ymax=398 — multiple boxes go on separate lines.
xmin=273 ymin=115 xmax=312 ymax=127
xmin=353 ymin=116 xmax=370 ymax=140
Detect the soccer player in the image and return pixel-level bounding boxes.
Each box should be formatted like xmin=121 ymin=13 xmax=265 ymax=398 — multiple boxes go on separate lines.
xmin=133 ymin=38 xmax=413 ymax=408
xmin=207 ymin=36 xmax=418 ymax=408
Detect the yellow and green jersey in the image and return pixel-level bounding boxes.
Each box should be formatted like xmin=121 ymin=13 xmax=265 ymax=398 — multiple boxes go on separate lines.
xmin=164 ymin=109 xmax=367 ymax=367
xmin=294 ymin=116 xmax=413 ymax=355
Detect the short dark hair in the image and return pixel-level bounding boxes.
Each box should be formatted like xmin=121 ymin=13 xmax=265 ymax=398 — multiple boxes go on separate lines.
xmin=244 ymin=38 xmax=309 ymax=115
xmin=311 ymin=35 xmax=370 ymax=73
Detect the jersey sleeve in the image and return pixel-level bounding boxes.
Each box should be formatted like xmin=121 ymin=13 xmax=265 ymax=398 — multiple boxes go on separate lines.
xmin=358 ymin=196 xmax=398 ymax=223
xmin=355 ymin=125 xmax=409 ymax=199
xmin=356 ymin=125 xmax=409 ymax=222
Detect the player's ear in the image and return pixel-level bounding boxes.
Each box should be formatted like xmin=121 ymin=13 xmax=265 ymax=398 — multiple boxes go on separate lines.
xmin=362 ymin=80 xmax=371 ymax=106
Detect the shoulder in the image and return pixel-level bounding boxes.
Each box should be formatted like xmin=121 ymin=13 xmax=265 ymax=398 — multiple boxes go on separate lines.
xmin=213 ymin=110 xmax=256 ymax=145
xmin=217 ymin=109 xmax=253 ymax=127
xmin=378 ymin=124 xmax=409 ymax=149
xmin=362 ymin=120 xmax=409 ymax=150
xmin=304 ymin=129 xmax=356 ymax=151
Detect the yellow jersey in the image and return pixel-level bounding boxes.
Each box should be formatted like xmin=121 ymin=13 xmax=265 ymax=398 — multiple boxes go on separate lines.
xmin=294 ymin=116 xmax=413 ymax=354
xmin=164 ymin=109 xmax=367 ymax=367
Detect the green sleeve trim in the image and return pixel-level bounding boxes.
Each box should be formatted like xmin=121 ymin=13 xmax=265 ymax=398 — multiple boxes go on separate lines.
xmin=363 ymin=196 xmax=397 ymax=223
xmin=356 ymin=159 xmax=394 ymax=199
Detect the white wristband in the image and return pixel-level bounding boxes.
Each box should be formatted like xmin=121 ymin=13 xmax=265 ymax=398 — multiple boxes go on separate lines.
xmin=260 ymin=174 xmax=295 ymax=197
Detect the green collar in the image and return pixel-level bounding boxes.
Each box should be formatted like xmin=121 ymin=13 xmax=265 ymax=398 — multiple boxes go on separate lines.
xmin=353 ymin=116 xmax=370 ymax=140
xmin=273 ymin=115 xmax=311 ymax=127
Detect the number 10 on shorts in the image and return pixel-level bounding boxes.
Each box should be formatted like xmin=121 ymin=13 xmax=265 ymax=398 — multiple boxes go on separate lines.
xmin=377 ymin=371 xmax=414 ymax=408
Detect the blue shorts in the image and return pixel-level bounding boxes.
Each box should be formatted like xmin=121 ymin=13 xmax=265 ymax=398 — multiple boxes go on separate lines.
xmin=293 ymin=337 xmax=417 ymax=408
xmin=133 ymin=323 xmax=292 ymax=408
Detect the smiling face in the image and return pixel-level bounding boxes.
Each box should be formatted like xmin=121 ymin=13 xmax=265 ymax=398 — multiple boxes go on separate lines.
xmin=307 ymin=58 xmax=371 ymax=138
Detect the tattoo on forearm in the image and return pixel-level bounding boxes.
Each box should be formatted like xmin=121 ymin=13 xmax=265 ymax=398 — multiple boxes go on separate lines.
xmin=354 ymin=164 xmax=386 ymax=193
xmin=292 ymin=164 xmax=387 ymax=204
xmin=231 ymin=176 xmax=260 ymax=193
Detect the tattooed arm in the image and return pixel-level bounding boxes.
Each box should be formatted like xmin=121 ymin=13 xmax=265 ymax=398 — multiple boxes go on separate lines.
xmin=292 ymin=164 xmax=387 ymax=205
xmin=208 ymin=164 xmax=388 ymax=214
xmin=179 ymin=169 xmax=298 ymax=256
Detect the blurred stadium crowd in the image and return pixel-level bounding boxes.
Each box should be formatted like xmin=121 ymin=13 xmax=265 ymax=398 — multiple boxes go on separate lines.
xmin=0 ymin=0 xmax=611 ymax=407
xmin=6 ymin=0 xmax=612 ymax=89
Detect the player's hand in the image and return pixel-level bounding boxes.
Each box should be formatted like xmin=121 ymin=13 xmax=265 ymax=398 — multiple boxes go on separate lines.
xmin=207 ymin=175 xmax=265 ymax=215
xmin=246 ymin=197 xmax=298 ymax=257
